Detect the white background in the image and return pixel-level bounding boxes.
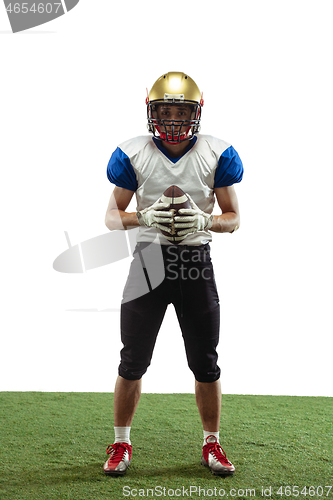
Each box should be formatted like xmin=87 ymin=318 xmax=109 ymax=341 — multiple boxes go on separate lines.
xmin=1 ymin=1 xmax=332 ymax=396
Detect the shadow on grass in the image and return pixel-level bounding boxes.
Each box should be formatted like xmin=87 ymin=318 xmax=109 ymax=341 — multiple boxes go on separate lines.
xmin=129 ymin=462 xmax=230 ymax=480
xmin=0 ymin=462 xmax=102 ymax=488
xmin=1 ymin=461 xmax=233 ymax=488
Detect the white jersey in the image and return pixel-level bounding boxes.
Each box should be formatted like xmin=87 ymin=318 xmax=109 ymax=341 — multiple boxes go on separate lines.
xmin=107 ymin=135 xmax=243 ymax=246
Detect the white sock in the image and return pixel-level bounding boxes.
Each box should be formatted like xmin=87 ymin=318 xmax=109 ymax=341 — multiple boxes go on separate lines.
xmin=203 ymin=430 xmax=220 ymax=446
xmin=114 ymin=426 xmax=131 ymax=445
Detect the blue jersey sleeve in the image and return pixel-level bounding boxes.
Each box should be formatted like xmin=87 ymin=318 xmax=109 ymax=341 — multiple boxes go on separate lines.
xmin=214 ymin=145 xmax=244 ymax=188
xmin=106 ymin=147 xmax=138 ymax=191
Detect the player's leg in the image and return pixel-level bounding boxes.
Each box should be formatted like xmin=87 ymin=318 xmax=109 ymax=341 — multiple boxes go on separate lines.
xmin=114 ymin=375 xmax=142 ymax=427
xmin=104 ymin=247 xmax=169 ymax=476
xmin=104 ymin=296 xmax=167 ymax=476
xmin=115 ymin=242 xmax=168 ymax=424
xmin=178 ymin=314 xmax=235 ymax=475
xmin=103 ymin=376 xmax=142 ymax=476
xmin=173 ymin=244 xmax=235 ymax=475
xmin=195 ymin=378 xmax=221 ymax=432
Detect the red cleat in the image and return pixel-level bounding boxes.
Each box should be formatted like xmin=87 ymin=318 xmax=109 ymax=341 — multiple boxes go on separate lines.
xmin=201 ymin=435 xmax=235 ymax=475
xmin=103 ymin=442 xmax=132 ymax=476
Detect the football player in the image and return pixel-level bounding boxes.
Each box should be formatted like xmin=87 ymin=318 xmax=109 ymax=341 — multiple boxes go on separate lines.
xmin=104 ymin=72 xmax=243 ymax=476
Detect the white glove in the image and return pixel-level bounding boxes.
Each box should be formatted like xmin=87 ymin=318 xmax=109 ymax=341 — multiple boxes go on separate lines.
xmin=174 ymin=193 xmax=213 ymax=236
xmin=137 ymin=197 xmax=174 ymax=233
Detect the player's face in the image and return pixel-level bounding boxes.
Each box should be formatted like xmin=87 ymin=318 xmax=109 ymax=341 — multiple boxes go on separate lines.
xmin=156 ymin=104 xmax=193 ymax=137
xmin=156 ymin=104 xmax=192 ymax=122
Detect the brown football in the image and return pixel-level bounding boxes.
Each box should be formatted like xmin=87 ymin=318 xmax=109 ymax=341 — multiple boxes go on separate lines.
xmin=159 ymin=185 xmax=192 ymax=244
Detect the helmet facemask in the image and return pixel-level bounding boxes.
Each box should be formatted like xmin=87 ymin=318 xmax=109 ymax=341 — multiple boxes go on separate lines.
xmin=147 ymin=101 xmax=202 ymax=144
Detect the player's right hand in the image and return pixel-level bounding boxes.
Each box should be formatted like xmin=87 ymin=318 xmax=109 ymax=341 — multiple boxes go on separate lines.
xmin=136 ymin=198 xmax=174 ymax=232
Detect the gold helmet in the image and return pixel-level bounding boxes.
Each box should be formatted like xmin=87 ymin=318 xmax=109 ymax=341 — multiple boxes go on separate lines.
xmin=146 ymin=72 xmax=204 ymax=143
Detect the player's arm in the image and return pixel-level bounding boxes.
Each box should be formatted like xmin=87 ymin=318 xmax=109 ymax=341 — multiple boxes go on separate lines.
xmin=105 ymin=186 xmax=139 ymax=230
xmin=210 ymin=186 xmax=240 ymax=233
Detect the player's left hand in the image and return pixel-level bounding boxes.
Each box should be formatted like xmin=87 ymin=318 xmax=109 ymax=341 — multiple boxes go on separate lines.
xmin=174 ymin=193 xmax=213 ymax=236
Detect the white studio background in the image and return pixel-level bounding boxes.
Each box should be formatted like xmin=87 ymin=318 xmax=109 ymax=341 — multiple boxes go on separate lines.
xmin=1 ymin=1 xmax=332 ymax=396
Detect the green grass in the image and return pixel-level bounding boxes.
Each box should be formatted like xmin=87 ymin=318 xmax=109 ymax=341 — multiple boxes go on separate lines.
xmin=0 ymin=393 xmax=332 ymax=499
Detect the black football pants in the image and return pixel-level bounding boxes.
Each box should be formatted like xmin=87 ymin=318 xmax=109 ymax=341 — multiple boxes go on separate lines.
xmin=118 ymin=242 xmax=221 ymax=383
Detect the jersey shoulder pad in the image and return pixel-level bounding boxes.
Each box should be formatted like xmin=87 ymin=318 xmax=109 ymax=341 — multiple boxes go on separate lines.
xmin=118 ymin=135 xmax=153 ymax=159
xmin=196 ymin=135 xmax=232 ymax=158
